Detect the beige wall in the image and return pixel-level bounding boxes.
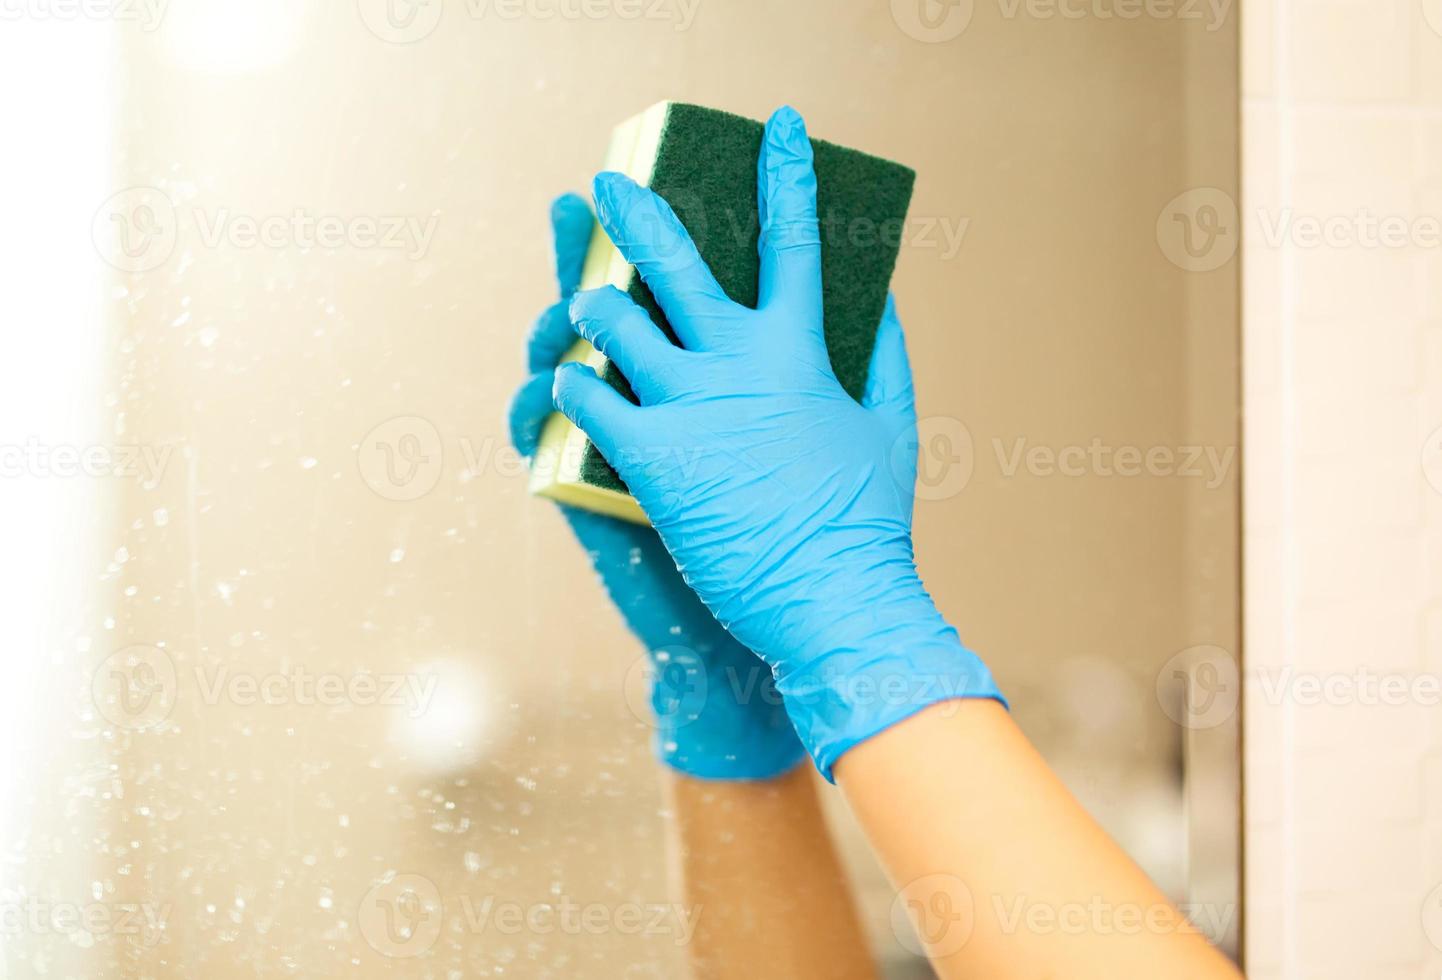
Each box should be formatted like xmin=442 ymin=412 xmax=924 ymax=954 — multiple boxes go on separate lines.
xmin=7 ymin=1 xmax=1237 ymax=976
xmin=1243 ymin=0 xmax=1442 ymax=977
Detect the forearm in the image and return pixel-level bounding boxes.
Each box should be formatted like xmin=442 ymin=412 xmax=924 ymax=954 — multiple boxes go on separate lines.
xmin=663 ymin=765 xmax=877 ymax=980
xmin=834 ymin=700 xmax=1240 ymax=980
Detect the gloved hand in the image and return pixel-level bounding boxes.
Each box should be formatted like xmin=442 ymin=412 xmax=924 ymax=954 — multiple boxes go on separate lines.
xmin=550 ymin=106 xmax=1005 ymax=780
xmin=509 ymin=192 xmax=805 ymax=781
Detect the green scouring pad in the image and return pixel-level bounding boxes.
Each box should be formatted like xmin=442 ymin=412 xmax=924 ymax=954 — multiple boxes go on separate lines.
xmin=529 ymin=101 xmax=916 ymax=523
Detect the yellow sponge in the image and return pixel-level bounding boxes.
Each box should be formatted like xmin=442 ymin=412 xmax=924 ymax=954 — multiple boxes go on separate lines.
xmin=530 ymin=101 xmax=916 ymax=524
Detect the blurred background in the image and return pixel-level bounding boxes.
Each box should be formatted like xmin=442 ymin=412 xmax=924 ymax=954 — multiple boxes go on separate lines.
xmin=1 ymin=0 xmax=1243 ymax=976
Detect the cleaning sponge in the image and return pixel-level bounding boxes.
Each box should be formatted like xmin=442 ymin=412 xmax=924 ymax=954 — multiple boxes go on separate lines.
xmin=529 ymin=101 xmax=916 ymax=523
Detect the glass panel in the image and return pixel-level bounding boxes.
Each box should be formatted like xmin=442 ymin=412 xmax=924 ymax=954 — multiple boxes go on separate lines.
xmin=3 ymin=2 xmax=1238 ymax=975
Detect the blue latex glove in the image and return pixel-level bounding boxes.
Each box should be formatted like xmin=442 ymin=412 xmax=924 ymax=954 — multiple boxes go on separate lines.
xmin=509 ymin=193 xmax=805 ymax=781
xmin=550 ymin=106 xmax=1005 ymax=780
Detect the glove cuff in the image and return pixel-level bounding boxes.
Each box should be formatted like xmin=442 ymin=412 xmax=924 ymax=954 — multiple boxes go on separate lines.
xmin=774 ymin=604 xmax=1007 ymax=782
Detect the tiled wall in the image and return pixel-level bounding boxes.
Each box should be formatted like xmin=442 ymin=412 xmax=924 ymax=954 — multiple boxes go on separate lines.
xmin=1243 ymin=0 xmax=1442 ymax=976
